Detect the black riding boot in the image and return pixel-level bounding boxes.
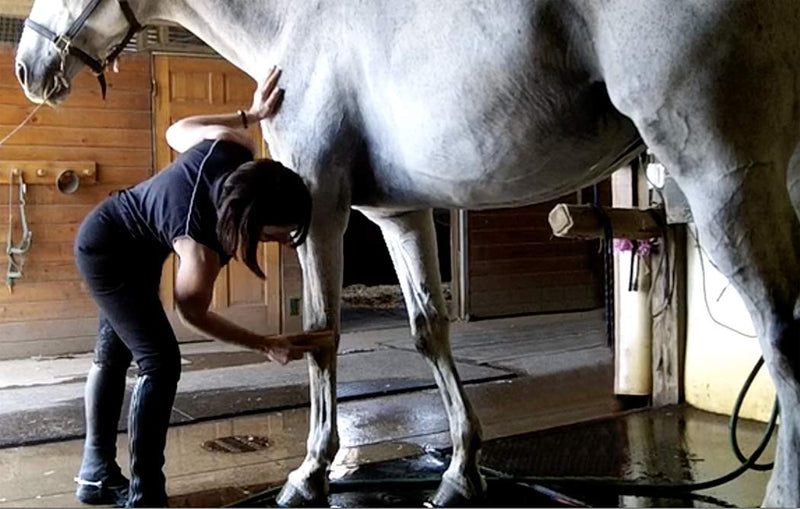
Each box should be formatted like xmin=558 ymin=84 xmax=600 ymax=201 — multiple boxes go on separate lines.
xmin=76 ymin=323 xmax=132 ymax=507
xmin=126 ymin=374 xmax=177 ymax=507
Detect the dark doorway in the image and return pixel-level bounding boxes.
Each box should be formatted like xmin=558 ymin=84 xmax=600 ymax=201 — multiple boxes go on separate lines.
xmin=341 ymin=209 xmax=452 ymax=332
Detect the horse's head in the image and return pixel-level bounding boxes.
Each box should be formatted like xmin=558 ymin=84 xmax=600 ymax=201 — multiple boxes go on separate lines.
xmin=15 ymin=0 xmax=142 ymax=105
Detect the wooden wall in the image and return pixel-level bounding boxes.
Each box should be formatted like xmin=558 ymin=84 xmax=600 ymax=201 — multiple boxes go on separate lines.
xmin=0 ymin=1 xmax=32 ymax=17
xmin=0 ymin=47 xmax=153 ymax=359
xmin=467 ymin=186 xmax=609 ymax=318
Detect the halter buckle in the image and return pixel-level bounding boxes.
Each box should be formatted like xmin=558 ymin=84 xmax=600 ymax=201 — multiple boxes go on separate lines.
xmin=54 ymin=34 xmax=73 ymax=55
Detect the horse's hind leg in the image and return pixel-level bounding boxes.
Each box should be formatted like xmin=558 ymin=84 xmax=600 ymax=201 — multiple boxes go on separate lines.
xmin=680 ymin=161 xmax=800 ymax=507
xmin=623 ymin=95 xmax=800 ymax=505
xmin=363 ymin=208 xmax=486 ymax=506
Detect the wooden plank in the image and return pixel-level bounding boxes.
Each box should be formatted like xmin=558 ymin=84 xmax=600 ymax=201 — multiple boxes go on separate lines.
xmin=15 ymin=205 xmax=93 ymax=224
xmin=1 ymin=260 xmax=82 ymax=282
xmin=469 ymin=227 xmax=555 ymax=246
xmin=97 ymin=166 xmax=153 ymax=185
xmin=468 ymin=211 xmax=552 ymax=230
xmin=0 ymin=161 xmax=97 ymax=185
xmin=0 ymin=223 xmax=79 ymax=243
xmin=470 ymin=284 xmax=600 ymax=318
xmin=0 ymin=315 xmax=97 ymax=343
xmin=470 ymin=255 xmax=590 ymax=277
xmin=0 ymin=184 xmax=128 ymax=206
xmin=0 ymin=280 xmax=87 ymax=304
xmin=0 ymin=126 xmax=151 ymax=149
xmin=471 ymin=240 xmax=594 ymax=262
xmin=548 ymin=204 xmax=663 ymax=240
xmin=0 ymin=146 xmax=151 ymax=167
xmin=5 ymin=241 xmax=76 ymax=262
xmin=155 ymin=55 xmax=175 ymax=309
xmin=651 ymin=224 xmax=687 ymax=406
xmin=471 ymin=270 xmax=599 ymax=293
xmin=1 ymin=88 xmax=151 ymax=110
xmin=0 ymin=297 xmax=97 ymax=322
xmin=0 ymin=184 xmax=130 ymax=205
xmin=0 ymin=105 xmax=151 ymax=129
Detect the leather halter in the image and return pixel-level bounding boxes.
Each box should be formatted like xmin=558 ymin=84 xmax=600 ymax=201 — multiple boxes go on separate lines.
xmin=24 ymin=0 xmax=142 ymax=99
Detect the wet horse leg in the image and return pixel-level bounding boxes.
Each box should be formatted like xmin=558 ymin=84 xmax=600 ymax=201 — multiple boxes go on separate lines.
xmin=364 ymin=208 xmax=486 ymax=506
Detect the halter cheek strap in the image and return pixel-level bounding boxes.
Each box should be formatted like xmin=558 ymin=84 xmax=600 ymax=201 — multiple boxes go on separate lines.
xmin=24 ymin=0 xmax=141 ymax=99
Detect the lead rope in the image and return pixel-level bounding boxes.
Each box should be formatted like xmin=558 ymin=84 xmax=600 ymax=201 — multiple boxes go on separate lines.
xmin=0 ymin=99 xmax=46 ymax=146
xmin=2 ymin=93 xmax=50 ymax=291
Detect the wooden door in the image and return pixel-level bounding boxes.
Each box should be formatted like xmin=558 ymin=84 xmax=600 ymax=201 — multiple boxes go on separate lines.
xmin=153 ymin=55 xmax=281 ymax=336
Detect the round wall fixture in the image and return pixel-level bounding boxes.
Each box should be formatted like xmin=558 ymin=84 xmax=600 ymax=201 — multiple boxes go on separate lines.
xmin=56 ymin=169 xmax=80 ymax=194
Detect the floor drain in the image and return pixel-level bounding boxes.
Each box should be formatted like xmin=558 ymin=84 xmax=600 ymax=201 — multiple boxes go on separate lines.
xmin=201 ymin=435 xmax=270 ymax=453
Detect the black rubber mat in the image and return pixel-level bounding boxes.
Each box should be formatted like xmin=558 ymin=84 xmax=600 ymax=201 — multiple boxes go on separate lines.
xmin=231 ymin=453 xmax=588 ymax=508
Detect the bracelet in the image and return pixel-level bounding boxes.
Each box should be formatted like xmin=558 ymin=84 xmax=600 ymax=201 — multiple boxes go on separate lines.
xmin=237 ymin=110 xmax=248 ymax=129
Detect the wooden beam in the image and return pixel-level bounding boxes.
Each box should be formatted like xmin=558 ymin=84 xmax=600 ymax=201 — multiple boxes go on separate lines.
xmin=548 ymin=203 xmax=662 ymax=240
xmin=651 ymin=224 xmax=687 ymax=406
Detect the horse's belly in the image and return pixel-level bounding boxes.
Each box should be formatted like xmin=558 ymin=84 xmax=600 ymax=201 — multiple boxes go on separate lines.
xmin=360 ymin=98 xmax=640 ymax=210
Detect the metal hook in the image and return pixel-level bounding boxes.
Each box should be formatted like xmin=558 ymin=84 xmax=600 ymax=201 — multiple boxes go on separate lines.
xmin=6 ymin=170 xmax=33 ymax=291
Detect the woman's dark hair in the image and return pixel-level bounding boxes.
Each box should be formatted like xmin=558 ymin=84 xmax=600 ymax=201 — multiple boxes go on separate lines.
xmin=216 ymin=158 xmax=312 ymax=279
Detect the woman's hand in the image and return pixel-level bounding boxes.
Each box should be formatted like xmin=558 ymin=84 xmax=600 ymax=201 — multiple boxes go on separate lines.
xmin=246 ymin=66 xmax=284 ymax=122
xmin=258 ymin=330 xmax=335 ymax=365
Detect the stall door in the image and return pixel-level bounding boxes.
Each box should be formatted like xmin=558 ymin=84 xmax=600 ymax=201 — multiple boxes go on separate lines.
xmin=465 ymin=185 xmax=609 ymax=318
xmin=153 ymin=55 xmax=281 ymax=335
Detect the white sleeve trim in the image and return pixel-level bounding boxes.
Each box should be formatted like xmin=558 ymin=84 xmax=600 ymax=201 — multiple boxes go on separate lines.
xmin=184 ymin=139 xmax=221 ymax=236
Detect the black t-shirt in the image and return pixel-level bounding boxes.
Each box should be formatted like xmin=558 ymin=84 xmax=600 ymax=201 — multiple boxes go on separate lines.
xmin=113 ymin=139 xmax=253 ymax=265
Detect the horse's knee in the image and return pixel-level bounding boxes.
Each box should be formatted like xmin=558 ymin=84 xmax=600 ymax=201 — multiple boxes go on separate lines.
xmin=411 ymin=305 xmax=448 ymax=357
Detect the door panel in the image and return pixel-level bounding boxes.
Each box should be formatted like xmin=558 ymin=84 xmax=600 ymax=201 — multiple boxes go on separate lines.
xmin=153 ymin=55 xmax=280 ymax=336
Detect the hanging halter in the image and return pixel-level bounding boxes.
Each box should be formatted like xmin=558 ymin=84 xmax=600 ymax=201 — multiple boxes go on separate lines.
xmin=23 ymin=0 xmax=142 ymax=99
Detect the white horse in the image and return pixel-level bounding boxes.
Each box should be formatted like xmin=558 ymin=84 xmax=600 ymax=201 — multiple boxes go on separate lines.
xmin=14 ymin=0 xmax=800 ymax=506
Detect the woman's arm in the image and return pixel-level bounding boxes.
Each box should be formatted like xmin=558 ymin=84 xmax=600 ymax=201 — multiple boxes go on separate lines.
xmin=172 ymin=236 xmax=331 ymax=364
xmin=165 ymin=67 xmax=284 ymax=154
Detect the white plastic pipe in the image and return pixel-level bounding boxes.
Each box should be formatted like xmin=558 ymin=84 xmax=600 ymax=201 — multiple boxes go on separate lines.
xmin=614 ymin=249 xmax=653 ymax=395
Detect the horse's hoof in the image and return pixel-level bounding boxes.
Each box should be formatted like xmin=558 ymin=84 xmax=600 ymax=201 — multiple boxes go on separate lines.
xmin=275 ymin=480 xmax=329 ymax=508
xmin=427 ymin=474 xmax=486 ymax=507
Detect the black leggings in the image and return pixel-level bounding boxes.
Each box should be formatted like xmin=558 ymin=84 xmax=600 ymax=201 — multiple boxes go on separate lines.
xmin=74 ymin=199 xmax=180 ymax=381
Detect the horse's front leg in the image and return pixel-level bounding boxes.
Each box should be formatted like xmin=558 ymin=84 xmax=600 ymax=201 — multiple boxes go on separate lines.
xmin=277 ymin=189 xmax=349 ymax=507
xmin=363 ymin=208 xmax=486 ymax=506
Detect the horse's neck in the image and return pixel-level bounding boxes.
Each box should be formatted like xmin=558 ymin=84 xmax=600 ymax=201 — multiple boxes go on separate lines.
xmin=144 ymin=0 xmax=291 ymax=79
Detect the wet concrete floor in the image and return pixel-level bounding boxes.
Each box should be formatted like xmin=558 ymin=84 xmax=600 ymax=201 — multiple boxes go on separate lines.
xmin=229 ymin=406 xmax=773 ymax=508
xmin=0 ymin=310 xmax=772 ymax=507
xmin=173 ymin=405 xmax=772 ymax=508
xmin=0 ymin=364 xmax=621 ymax=507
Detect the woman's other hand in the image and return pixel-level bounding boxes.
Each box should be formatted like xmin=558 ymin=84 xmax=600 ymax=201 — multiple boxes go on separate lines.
xmin=247 ymin=66 xmax=284 ymax=122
